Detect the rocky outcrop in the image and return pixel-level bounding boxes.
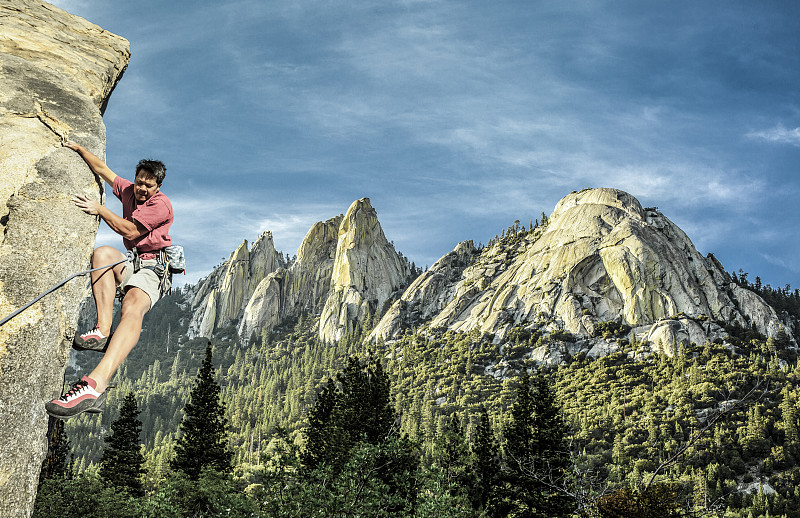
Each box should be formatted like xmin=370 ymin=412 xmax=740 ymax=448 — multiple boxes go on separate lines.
xmin=190 ymin=199 xmax=412 ymax=344
xmin=319 ymin=198 xmax=411 ymax=342
xmin=0 ymin=2 xmax=129 ymax=516
xmin=188 ymin=232 xmax=282 ymax=337
xmin=238 ymin=215 xmax=341 ymax=340
xmin=370 ymin=188 xmax=789 ymax=356
xmin=370 ymin=240 xmax=479 ymax=340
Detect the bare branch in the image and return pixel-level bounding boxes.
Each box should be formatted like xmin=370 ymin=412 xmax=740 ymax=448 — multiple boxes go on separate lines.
xmin=644 ymin=378 xmax=768 ymax=489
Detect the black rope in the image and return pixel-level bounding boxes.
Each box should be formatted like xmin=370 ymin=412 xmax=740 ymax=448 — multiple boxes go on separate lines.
xmin=0 ymin=257 xmax=128 ymax=327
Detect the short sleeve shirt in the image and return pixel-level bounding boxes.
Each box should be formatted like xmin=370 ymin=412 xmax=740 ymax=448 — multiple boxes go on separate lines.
xmin=112 ymin=176 xmax=173 ymax=253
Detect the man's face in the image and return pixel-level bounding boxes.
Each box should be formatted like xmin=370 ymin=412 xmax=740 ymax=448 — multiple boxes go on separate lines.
xmin=134 ymin=170 xmax=159 ymax=203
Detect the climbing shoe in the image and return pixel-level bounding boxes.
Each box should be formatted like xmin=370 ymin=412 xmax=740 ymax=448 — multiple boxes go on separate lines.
xmin=45 ymin=376 xmax=107 ymax=419
xmin=73 ymin=326 xmax=109 ymax=352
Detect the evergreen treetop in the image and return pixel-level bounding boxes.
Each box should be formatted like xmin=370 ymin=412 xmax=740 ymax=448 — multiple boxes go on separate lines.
xmin=171 ymin=343 xmax=232 ymax=479
xmin=99 ymin=392 xmax=145 ymax=496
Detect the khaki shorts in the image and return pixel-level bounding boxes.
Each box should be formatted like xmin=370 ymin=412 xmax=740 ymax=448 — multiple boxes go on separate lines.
xmin=119 ymin=258 xmax=170 ymax=309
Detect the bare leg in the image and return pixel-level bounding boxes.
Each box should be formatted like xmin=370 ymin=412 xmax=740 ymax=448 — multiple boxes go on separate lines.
xmin=89 ymin=246 xmax=127 ymax=336
xmin=88 ymin=287 xmax=150 ymax=393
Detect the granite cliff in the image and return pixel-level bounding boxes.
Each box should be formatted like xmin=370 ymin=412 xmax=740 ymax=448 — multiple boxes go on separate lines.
xmin=0 ymin=1 xmax=129 ymax=516
xmin=370 ymin=188 xmax=793 ymax=362
xmin=188 ymin=198 xmax=413 ymax=343
xmin=186 ymin=189 xmax=793 ymax=364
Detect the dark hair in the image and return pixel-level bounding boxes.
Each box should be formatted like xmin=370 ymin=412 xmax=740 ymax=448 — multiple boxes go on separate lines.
xmin=135 ymin=159 xmax=166 ymax=185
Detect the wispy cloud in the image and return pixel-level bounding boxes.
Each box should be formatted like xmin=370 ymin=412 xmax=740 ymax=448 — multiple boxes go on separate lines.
xmin=759 ymin=253 xmax=800 ymax=276
xmin=746 ymin=125 xmax=800 ymax=146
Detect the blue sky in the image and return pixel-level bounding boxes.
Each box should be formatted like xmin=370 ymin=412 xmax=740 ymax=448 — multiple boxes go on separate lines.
xmin=51 ymin=0 xmax=800 ymax=290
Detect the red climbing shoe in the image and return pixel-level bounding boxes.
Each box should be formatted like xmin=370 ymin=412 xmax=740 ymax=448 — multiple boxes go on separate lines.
xmin=45 ymin=376 xmax=107 ymax=419
xmin=73 ymin=326 xmax=109 ymax=352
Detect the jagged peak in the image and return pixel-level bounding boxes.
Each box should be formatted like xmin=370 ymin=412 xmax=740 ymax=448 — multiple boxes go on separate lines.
xmin=226 ymin=240 xmax=250 ymax=266
xmin=338 ymin=197 xmax=378 ymax=237
xmin=296 ymin=214 xmax=343 ymax=264
xmin=251 ymin=231 xmax=274 ymax=249
xmin=346 ymin=197 xmax=374 ymax=214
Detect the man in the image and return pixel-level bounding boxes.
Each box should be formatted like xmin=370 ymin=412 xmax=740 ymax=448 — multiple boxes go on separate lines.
xmin=46 ymin=141 xmax=174 ymax=419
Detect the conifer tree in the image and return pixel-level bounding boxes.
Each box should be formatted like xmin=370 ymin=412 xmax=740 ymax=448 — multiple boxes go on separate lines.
xmin=171 ymin=343 xmax=232 ymax=479
xmin=302 ymin=376 xmax=343 ymax=469
xmin=302 ymin=354 xmax=397 ymax=471
xmin=500 ymin=371 xmax=572 ymax=517
xmin=99 ymin=392 xmax=145 ymax=496
xmin=431 ymin=416 xmax=473 ymax=496
xmin=471 ymin=406 xmax=501 ymax=512
xmin=300 ymin=354 xmax=419 ymax=512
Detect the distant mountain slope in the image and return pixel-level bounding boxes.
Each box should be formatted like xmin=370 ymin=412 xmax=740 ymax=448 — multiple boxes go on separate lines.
xmin=371 ymin=188 xmax=794 ymax=362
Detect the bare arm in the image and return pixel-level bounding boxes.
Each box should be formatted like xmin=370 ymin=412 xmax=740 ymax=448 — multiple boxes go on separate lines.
xmin=72 ymin=195 xmax=148 ymax=240
xmin=63 ymin=141 xmax=117 ymax=186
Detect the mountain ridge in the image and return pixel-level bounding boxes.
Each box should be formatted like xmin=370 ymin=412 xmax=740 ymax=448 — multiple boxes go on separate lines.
xmin=175 ymin=187 xmax=796 ymax=369
xmin=187 ymin=197 xmax=416 ymax=344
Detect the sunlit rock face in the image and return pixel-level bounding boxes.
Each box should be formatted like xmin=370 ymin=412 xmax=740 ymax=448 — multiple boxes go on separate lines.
xmin=188 ymin=232 xmax=282 ymax=338
xmin=189 ymin=199 xmax=412 ymax=344
xmin=237 ymin=216 xmax=342 ymax=341
xmin=0 ymin=1 xmax=129 ymax=515
xmin=318 ymin=198 xmax=411 ymax=343
xmin=370 ymin=188 xmax=788 ymax=357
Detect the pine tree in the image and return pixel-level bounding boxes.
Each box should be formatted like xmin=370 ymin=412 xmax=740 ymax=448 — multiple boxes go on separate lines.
xmin=171 ymin=343 xmax=232 ymax=479
xmin=431 ymin=416 xmax=473 ymax=496
xmin=471 ymin=406 xmax=501 ymax=512
xmin=301 ymin=376 xmax=344 ymax=469
xmin=302 ymin=355 xmax=397 ymax=471
xmin=500 ymin=371 xmax=572 ymax=517
xmin=99 ymin=392 xmax=145 ymax=496
xmin=300 ymin=354 xmax=418 ymax=512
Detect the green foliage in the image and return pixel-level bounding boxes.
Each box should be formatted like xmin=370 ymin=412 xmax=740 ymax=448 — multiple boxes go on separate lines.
xmin=139 ymin=468 xmax=257 ymax=517
xmin=496 ymin=372 xmax=573 ymax=518
xmin=584 ymin=483 xmax=682 ymax=518
xmin=53 ymin=277 xmax=800 ymax=517
xmin=171 ymin=344 xmax=232 ymax=479
xmin=299 ymin=353 xmax=420 ymax=513
xmin=99 ymin=392 xmax=145 ymax=496
xmin=33 ymin=472 xmax=140 ymax=518
xmin=470 ymin=406 xmax=501 ymax=512
xmin=301 ymin=354 xmax=397 ymax=471
xmin=593 ymin=321 xmax=631 ymax=339
xmin=548 ymin=328 xmax=576 ymax=342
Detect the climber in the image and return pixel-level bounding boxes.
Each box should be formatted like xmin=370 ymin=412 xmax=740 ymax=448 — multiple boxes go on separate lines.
xmin=46 ymin=141 xmax=174 ymax=419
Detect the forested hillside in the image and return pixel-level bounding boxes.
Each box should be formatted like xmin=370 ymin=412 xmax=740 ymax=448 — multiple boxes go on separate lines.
xmin=49 ymin=279 xmax=800 ymax=516
xmin=42 ymin=191 xmax=800 ymax=516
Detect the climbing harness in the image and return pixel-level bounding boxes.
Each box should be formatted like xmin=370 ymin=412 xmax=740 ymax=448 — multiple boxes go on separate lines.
xmin=125 ymin=245 xmax=184 ymax=299
xmin=0 ymin=254 xmax=130 ymax=328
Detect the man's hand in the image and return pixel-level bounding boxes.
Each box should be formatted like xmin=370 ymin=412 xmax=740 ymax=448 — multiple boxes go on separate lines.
xmin=63 ymin=140 xmax=81 ymax=152
xmin=73 ymin=194 xmax=102 ymax=215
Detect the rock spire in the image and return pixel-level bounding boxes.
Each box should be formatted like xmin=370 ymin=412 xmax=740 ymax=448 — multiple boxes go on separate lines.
xmin=189 ymin=199 xmax=412 ymax=344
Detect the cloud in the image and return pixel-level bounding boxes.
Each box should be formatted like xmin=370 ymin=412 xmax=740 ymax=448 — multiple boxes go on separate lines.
xmin=759 ymin=253 xmax=800 ymax=276
xmin=746 ymin=125 xmax=800 ymax=146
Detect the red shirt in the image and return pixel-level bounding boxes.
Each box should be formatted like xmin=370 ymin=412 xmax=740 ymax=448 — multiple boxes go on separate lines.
xmin=112 ymin=176 xmax=173 ymax=256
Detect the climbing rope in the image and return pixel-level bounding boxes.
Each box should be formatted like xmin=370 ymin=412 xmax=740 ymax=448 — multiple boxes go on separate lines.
xmin=0 ymin=256 xmax=128 ymax=327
